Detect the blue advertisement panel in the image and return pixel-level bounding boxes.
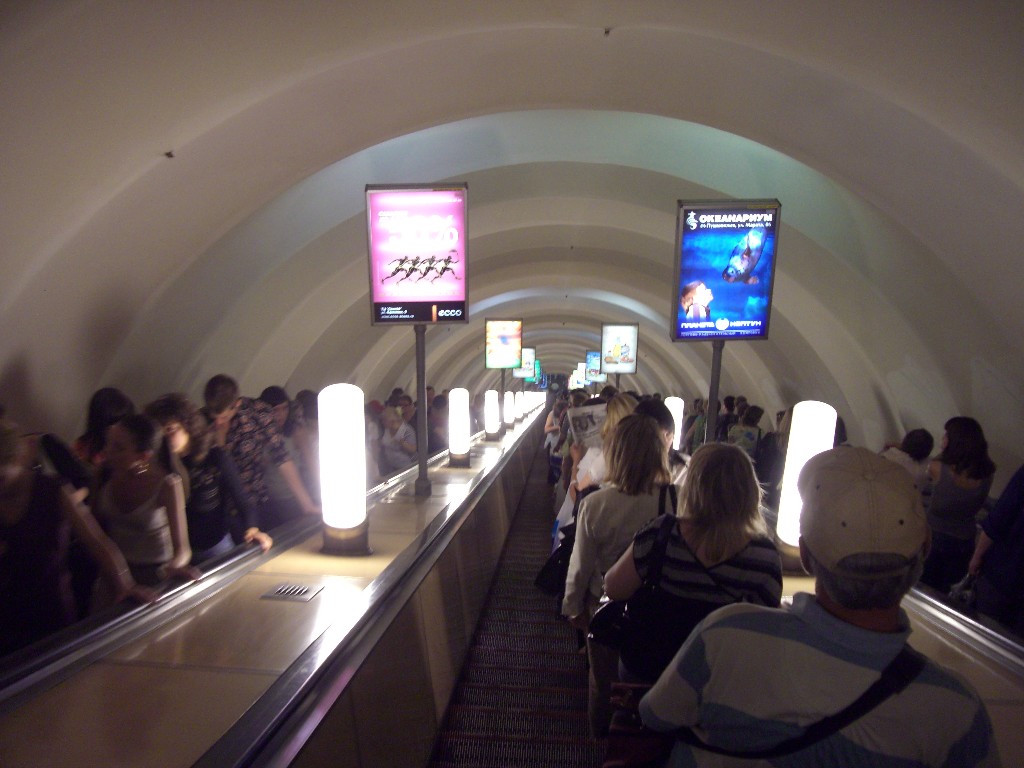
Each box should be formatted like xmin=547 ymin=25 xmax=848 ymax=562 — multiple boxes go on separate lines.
xmin=586 ymin=350 xmax=607 ymax=383
xmin=671 ymin=199 xmax=781 ymax=342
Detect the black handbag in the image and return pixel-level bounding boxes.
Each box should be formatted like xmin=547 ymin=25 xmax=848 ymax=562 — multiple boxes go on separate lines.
xmin=587 ymin=486 xmax=677 ymax=657
xmin=534 ymin=485 xmax=601 ymax=597
xmin=590 ymin=484 xmax=751 ymax=682
xmin=534 ymin=522 xmax=577 ymax=596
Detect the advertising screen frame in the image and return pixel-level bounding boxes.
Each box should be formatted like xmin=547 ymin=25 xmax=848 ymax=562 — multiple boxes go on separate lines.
xmin=600 ymin=323 xmax=639 ymax=375
xmin=512 ymin=346 xmax=536 ymax=379
xmin=366 ymin=183 xmax=468 ymax=325
xmin=670 ymin=198 xmax=781 ymax=342
xmin=484 ymin=318 xmax=523 ymax=370
xmin=585 ymin=350 xmax=607 ymax=383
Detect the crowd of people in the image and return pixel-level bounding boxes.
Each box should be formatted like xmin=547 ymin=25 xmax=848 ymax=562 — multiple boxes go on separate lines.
xmin=541 ymin=386 xmax=1010 ymax=765
xmin=0 ymin=377 xmax=469 ymax=657
xmin=1 ymin=374 xmax=1018 ymax=763
xmin=0 ymin=376 xmax=326 ymax=656
xmin=362 ymin=385 xmax=462 ymax=480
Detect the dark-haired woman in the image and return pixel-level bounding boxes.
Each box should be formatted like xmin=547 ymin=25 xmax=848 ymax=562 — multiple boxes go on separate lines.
xmin=920 ymin=416 xmax=995 ymax=593
xmin=0 ymin=421 xmax=152 ymax=655
xmin=727 ymin=404 xmax=765 ymax=460
xmin=72 ymin=387 xmax=135 ymax=470
xmin=91 ymin=414 xmax=195 ymax=588
xmin=146 ymin=394 xmax=271 ymax=564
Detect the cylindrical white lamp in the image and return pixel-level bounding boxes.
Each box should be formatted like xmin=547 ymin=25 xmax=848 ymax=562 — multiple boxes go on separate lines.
xmin=503 ymin=391 xmax=515 ymax=427
xmin=319 ymin=383 xmax=371 ymax=555
xmin=663 ymin=396 xmax=685 ymax=452
xmin=775 ymin=400 xmax=838 ymax=547
xmin=448 ymin=387 xmax=471 ymax=467
xmin=484 ymin=389 xmax=501 ymax=440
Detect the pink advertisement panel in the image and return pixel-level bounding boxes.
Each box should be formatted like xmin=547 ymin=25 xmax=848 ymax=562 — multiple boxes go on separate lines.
xmin=367 ymin=184 xmax=468 ymax=324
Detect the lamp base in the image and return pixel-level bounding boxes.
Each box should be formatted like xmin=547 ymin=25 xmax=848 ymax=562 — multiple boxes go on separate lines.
xmin=322 ymin=519 xmax=372 ymax=556
xmin=448 ymin=452 xmax=471 ymax=468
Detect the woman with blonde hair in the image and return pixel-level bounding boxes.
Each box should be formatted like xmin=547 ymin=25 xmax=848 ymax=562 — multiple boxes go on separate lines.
xmin=561 ymin=413 xmax=676 ymax=737
xmin=603 ymin=442 xmax=782 ymax=683
xmin=554 ymin=393 xmax=638 ymax=537
xmin=570 ymin=392 xmax=639 ymax=497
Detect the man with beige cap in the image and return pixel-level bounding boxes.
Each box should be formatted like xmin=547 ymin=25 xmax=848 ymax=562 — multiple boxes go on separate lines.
xmin=638 ymin=447 xmax=999 ymax=766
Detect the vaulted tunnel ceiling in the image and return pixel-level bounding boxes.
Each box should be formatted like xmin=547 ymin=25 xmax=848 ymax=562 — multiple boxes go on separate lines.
xmin=1 ymin=3 xmax=1021 ymax=487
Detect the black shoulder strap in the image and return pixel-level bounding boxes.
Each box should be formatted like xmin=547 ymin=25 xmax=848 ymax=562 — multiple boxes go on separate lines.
xmin=645 ymin=510 xmax=678 ymax=587
xmin=676 ymin=646 xmax=927 ymax=759
xmin=683 ymin=540 xmax=745 ymax=603
xmin=658 ymin=483 xmax=678 ymax=518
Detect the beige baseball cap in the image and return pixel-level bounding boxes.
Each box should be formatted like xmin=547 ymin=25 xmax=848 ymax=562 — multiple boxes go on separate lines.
xmin=798 ymin=446 xmax=928 ymax=575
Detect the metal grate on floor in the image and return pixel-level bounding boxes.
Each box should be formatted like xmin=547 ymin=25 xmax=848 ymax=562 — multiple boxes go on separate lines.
xmin=259 ymin=584 xmax=323 ymax=602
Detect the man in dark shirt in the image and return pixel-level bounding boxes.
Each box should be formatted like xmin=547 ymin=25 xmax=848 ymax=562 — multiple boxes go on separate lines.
xmin=204 ymin=375 xmax=319 ymax=530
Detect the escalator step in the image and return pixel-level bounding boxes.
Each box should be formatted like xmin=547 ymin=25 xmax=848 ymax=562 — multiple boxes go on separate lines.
xmin=429 ymin=446 xmax=600 ymax=767
xmin=461 ymin=662 xmax=583 ymax=689
xmin=444 ymin=704 xmax=591 ymax=739
xmin=451 ymin=682 xmax=588 ymax=711
xmin=432 ymin=733 xmax=604 ymax=768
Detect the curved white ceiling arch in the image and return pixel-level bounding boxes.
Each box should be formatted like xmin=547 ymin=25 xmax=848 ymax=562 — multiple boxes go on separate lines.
xmin=2 ymin=5 xmax=1020 ymax=483
xmin=114 ymin=113 xmax=952 ymax=408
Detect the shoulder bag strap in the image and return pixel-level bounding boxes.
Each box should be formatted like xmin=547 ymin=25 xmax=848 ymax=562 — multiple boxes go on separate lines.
xmin=658 ymin=483 xmax=678 ymax=517
xmin=675 ymin=646 xmax=926 ymax=758
xmin=644 ymin=508 xmax=678 ymax=587
xmin=685 ymin=542 xmax=745 ymax=603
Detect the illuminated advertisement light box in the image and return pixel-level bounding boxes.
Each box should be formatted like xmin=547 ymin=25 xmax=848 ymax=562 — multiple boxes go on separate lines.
xmin=526 ymin=359 xmax=541 ymax=383
xmin=585 ymin=350 xmax=607 ymax=383
xmin=366 ymin=184 xmax=468 ymax=325
xmin=600 ymin=323 xmax=639 ymax=374
xmin=484 ymin=318 xmax=523 ymax=369
xmin=512 ymin=346 xmax=536 ymax=379
xmin=671 ymin=199 xmax=781 ymax=342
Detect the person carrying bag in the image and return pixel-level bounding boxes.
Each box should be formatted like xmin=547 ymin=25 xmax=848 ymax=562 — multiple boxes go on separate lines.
xmin=601 ymin=646 xmax=927 ymax=768
xmin=534 ymin=484 xmax=600 ymax=598
xmin=598 ymin=443 xmax=783 ymax=682
xmin=633 ymin=447 xmax=1000 ymax=767
xmin=560 ymin=414 xmax=677 ymax=738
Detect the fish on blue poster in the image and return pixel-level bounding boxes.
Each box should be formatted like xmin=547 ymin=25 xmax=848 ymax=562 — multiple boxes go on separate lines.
xmin=671 ymin=200 xmax=781 ymax=342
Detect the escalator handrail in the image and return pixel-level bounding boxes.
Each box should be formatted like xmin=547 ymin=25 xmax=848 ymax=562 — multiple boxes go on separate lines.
xmin=192 ymin=417 xmax=543 ymax=768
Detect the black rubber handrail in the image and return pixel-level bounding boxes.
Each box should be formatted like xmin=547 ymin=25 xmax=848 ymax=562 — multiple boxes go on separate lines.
xmin=0 ymin=437 xmax=468 ymax=705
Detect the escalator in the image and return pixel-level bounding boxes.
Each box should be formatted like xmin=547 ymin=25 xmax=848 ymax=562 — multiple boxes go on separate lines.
xmin=429 ymin=446 xmax=604 ymax=768
xmin=2 ymin=419 xmax=1021 ymax=767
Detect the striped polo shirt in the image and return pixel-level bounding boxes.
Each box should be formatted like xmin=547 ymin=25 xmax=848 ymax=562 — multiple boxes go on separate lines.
xmin=639 ymin=593 xmax=999 ymax=767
